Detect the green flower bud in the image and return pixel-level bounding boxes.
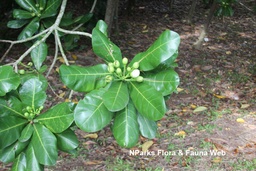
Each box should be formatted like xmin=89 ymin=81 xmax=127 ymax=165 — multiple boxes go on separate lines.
xmin=132 ymin=62 xmax=139 ymax=69
xmin=36 ymin=3 xmax=39 ymax=7
xmin=136 ymin=76 xmax=144 ymax=82
xmin=114 ymin=60 xmax=120 ymax=68
xmin=122 ymin=57 xmax=128 ymax=65
xmin=108 ymin=62 xmax=114 ymax=67
xmin=116 ymin=68 xmax=122 ymax=74
xmin=39 ymin=7 xmax=44 ymax=11
xmin=130 ymin=69 xmax=140 ymax=78
xmin=24 ymin=112 xmax=29 ymax=117
xmin=27 ymin=62 xmax=33 ymax=66
xmin=105 ymin=75 xmax=113 ymax=82
xmin=108 ymin=66 xmax=115 ymax=73
xmin=31 ymin=13 xmax=36 ymax=17
xmin=37 ymin=13 xmax=41 ymax=17
xmin=19 ymin=69 xmax=25 ymax=75
xmin=127 ymin=67 xmax=131 ymax=72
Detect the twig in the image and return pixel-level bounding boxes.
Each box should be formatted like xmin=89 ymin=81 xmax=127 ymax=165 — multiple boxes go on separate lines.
xmin=46 ymin=33 xmax=59 ymax=77
xmin=57 ymin=27 xmax=92 ymax=38
xmin=238 ymin=1 xmax=253 ymax=12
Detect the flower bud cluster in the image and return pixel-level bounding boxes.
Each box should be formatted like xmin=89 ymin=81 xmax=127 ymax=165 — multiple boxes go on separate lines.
xmin=24 ymin=106 xmax=43 ymax=119
xmin=106 ymin=58 xmax=143 ymax=83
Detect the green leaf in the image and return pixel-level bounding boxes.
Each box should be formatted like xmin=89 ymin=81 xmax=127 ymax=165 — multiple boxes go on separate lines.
xmin=31 ymin=42 xmax=48 ymax=70
xmin=31 ymin=123 xmax=58 ymax=166
xmin=55 ymin=129 xmax=79 ymax=152
xmin=0 ymin=66 xmax=20 ymax=96
xmin=94 ymin=20 xmax=108 ymax=36
xmin=19 ymin=78 xmax=46 ymax=109
xmin=74 ymin=89 xmax=113 ymax=132
xmin=39 ymin=0 xmax=47 ymax=10
xmin=7 ymin=19 xmax=29 ymax=29
xmin=130 ymin=82 xmax=166 ymax=121
xmin=137 ymin=113 xmax=157 ymax=139
xmin=15 ymin=0 xmax=37 ymax=12
xmin=59 ymin=64 xmax=108 ymax=92
xmin=41 ymin=0 xmax=61 ymax=19
xmin=18 ymin=18 xmax=40 ymax=40
xmin=112 ymin=102 xmax=139 ymax=148
xmin=11 ymin=152 xmax=26 ymax=171
xmin=0 ymin=96 xmax=24 ymax=118
xmin=103 ymin=81 xmax=129 ymax=112
xmin=20 ymin=73 xmax=48 ymax=91
xmin=37 ymin=102 xmax=74 ymax=133
xmin=143 ymin=69 xmax=180 ymax=96
xmin=92 ymin=26 xmax=122 ymax=63
xmin=25 ymin=145 xmax=44 ymax=171
xmin=0 ymin=140 xmax=29 ymax=163
xmin=13 ymin=9 xmax=34 ymax=19
xmin=130 ymin=30 xmax=180 ymax=71
xmin=74 ymin=13 xmax=93 ymax=24
xmin=19 ymin=124 xmax=34 ymax=142
xmin=0 ymin=116 xmax=27 ymax=149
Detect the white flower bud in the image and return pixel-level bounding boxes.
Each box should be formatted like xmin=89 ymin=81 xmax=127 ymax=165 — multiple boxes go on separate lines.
xmin=131 ymin=69 xmax=140 ymax=78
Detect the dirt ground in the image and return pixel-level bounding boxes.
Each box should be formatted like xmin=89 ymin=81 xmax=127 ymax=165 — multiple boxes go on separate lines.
xmin=1 ymin=0 xmax=256 ymax=171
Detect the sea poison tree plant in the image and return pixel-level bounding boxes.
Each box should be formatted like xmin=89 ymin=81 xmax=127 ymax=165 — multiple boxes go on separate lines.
xmin=60 ymin=20 xmax=180 ymax=148
xmin=0 ymin=65 xmax=78 ymax=171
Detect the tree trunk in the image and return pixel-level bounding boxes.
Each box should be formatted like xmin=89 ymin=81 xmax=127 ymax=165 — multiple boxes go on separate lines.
xmin=104 ymin=0 xmax=119 ymax=36
xmin=187 ymin=0 xmax=198 ymax=24
xmin=193 ymin=0 xmax=218 ymax=49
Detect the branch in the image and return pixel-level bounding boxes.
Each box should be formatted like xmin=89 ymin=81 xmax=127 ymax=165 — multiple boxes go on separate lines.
xmin=57 ymin=27 xmax=92 ymax=38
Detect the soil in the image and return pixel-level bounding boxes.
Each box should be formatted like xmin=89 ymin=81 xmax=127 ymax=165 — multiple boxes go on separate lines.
xmin=0 ymin=0 xmax=256 ymax=171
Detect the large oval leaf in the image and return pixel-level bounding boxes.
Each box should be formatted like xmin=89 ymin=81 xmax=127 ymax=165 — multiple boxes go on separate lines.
xmin=13 ymin=9 xmax=34 ymax=19
xmin=19 ymin=78 xmax=46 ymax=109
xmin=112 ymin=102 xmax=139 ymax=148
xmin=130 ymin=82 xmax=166 ymax=121
xmin=15 ymin=0 xmax=37 ymax=12
xmin=130 ymin=30 xmax=180 ymax=71
xmin=31 ymin=42 xmax=48 ymax=71
xmin=25 ymin=145 xmax=44 ymax=171
xmin=92 ymin=24 xmax=122 ymax=63
xmin=18 ymin=18 xmax=39 ymax=40
xmin=74 ymin=89 xmax=113 ymax=132
xmin=41 ymin=0 xmax=61 ymax=19
xmin=31 ymin=123 xmax=58 ymax=166
xmin=143 ymin=69 xmax=180 ymax=96
xmin=36 ymin=102 xmax=74 ymax=133
xmin=60 ymin=64 xmax=108 ymax=92
xmin=55 ymin=129 xmax=79 ymax=152
xmin=137 ymin=113 xmax=157 ymax=139
xmin=7 ymin=19 xmax=29 ymax=29
xmin=0 ymin=66 xmax=20 ymax=96
xmin=11 ymin=152 xmax=26 ymax=171
xmin=19 ymin=123 xmax=34 ymax=142
xmin=0 ymin=116 xmax=27 ymax=149
xmin=103 ymin=81 xmax=129 ymax=112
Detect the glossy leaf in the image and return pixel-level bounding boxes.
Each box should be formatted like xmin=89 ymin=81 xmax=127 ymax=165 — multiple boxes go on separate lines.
xmin=25 ymin=145 xmax=44 ymax=171
xmin=37 ymin=103 xmax=74 ymax=133
xmin=39 ymin=0 xmax=47 ymax=10
xmin=137 ymin=113 xmax=157 ymax=139
xmin=55 ymin=129 xmax=79 ymax=152
xmin=15 ymin=0 xmax=37 ymax=12
xmin=7 ymin=19 xmax=29 ymax=29
xmin=130 ymin=30 xmax=180 ymax=71
xmin=18 ymin=18 xmax=39 ymax=40
xmin=19 ymin=78 xmax=46 ymax=109
xmin=31 ymin=123 xmax=57 ymax=166
xmin=0 ymin=140 xmax=29 ymax=163
xmin=74 ymin=89 xmax=113 ymax=132
xmin=0 ymin=96 xmax=24 ymax=118
xmin=41 ymin=0 xmax=62 ymax=19
xmin=92 ymin=25 xmax=122 ymax=63
xmin=11 ymin=152 xmax=26 ymax=171
xmin=103 ymin=81 xmax=129 ymax=112
xmin=19 ymin=124 xmax=34 ymax=142
xmin=74 ymin=13 xmax=93 ymax=24
xmin=112 ymin=102 xmax=139 ymax=148
xmin=20 ymin=73 xmax=48 ymax=91
xmin=0 ymin=66 xmax=20 ymax=96
xmin=130 ymin=82 xmax=166 ymax=121
xmin=0 ymin=116 xmax=27 ymax=149
xmin=143 ymin=69 xmax=180 ymax=96
xmin=13 ymin=9 xmax=34 ymax=19
xmin=94 ymin=19 xmax=108 ymax=36
xmin=31 ymin=42 xmax=48 ymax=70
xmin=60 ymin=64 xmax=108 ymax=92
